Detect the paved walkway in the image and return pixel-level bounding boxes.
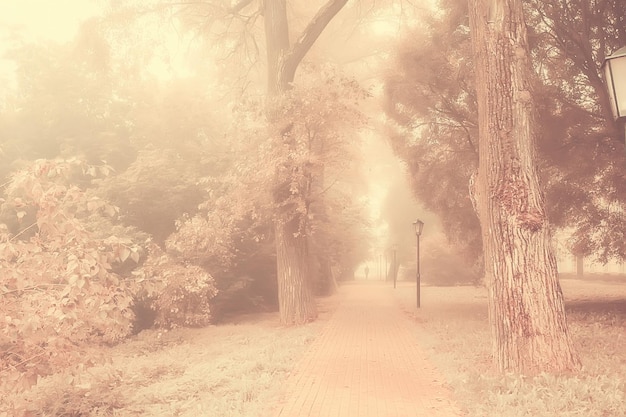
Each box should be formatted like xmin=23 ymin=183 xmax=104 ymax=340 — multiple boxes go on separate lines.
xmin=272 ymin=281 xmax=464 ymax=417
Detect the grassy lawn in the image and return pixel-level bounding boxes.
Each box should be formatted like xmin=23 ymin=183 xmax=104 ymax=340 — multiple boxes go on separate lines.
xmin=3 ymin=278 xmax=623 ymax=416
xmin=2 ymin=295 xmax=340 ymax=417
xmin=393 ymin=277 xmax=626 ymax=417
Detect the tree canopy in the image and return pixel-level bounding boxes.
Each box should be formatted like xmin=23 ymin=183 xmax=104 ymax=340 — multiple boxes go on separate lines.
xmin=384 ymin=0 xmax=625 ymax=266
xmin=0 ymin=0 xmax=375 ymax=390
xmin=1 ymin=0 xmax=624 ymax=397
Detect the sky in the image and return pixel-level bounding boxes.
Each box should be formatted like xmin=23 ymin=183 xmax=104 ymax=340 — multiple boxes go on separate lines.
xmin=0 ymin=0 xmax=198 ymax=91
xmin=0 ymin=0 xmax=100 ymax=43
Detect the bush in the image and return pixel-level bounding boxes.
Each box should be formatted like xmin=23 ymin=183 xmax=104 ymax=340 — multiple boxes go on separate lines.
xmin=7 ymin=364 xmax=129 ymax=417
xmin=0 ymin=159 xmax=218 ymax=395
xmin=0 ymin=159 xmax=137 ymax=393
xmin=420 ymin=234 xmax=481 ymax=286
xmin=132 ymin=244 xmax=217 ymax=329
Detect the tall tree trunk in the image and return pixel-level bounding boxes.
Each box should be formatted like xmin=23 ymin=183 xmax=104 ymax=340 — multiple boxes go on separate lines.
xmin=468 ymin=0 xmax=579 ymax=373
xmin=264 ymin=0 xmax=290 ymax=95
xmin=263 ymin=0 xmax=348 ymax=324
xmin=275 ymin=218 xmax=317 ymax=324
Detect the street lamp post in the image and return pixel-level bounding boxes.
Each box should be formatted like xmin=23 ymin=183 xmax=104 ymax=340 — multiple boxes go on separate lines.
xmin=413 ymin=219 xmax=424 ymax=308
xmin=601 ymin=46 xmax=626 ymax=159
xmin=383 ymin=250 xmax=389 ymax=282
xmin=392 ymin=244 xmax=398 ymax=289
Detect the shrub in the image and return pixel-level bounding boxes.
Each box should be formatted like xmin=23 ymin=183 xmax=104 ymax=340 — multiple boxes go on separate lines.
xmin=420 ymin=234 xmax=482 ymax=286
xmin=0 ymin=158 xmax=218 ymax=396
xmin=132 ymin=243 xmax=217 ymax=329
xmin=0 ymin=159 xmax=137 ymax=393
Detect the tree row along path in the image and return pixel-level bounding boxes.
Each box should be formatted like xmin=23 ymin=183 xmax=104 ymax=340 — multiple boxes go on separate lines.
xmin=270 ymin=281 xmax=465 ymax=417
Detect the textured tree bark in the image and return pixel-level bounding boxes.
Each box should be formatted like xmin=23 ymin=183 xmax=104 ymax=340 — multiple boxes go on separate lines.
xmin=264 ymin=0 xmax=290 ymax=95
xmin=275 ymin=218 xmax=317 ymax=324
xmin=468 ymin=0 xmax=580 ymax=373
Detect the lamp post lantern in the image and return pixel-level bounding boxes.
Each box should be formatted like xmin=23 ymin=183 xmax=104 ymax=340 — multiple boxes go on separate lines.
xmin=601 ymin=46 xmax=626 ymax=121
xmin=413 ymin=219 xmax=424 ymax=308
xmin=601 ymin=46 xmax=626 ymax=159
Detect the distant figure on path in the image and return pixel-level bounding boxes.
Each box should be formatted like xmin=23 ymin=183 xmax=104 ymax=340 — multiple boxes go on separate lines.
xmin=364 ymin=265 xmax=370 ymax=279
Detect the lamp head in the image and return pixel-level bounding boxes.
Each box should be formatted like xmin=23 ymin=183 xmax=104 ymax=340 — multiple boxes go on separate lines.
xmin=413 ymin=219 xmax=424 ymax=236
xmin=601 ymin=46 xmax=626 ymax=121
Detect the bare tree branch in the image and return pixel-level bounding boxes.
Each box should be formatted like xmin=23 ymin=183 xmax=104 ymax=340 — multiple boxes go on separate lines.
xmin=279 ymin=0 xmax=349 ymax=85
xmin=230 ymin=0 xmax=257 ymax=14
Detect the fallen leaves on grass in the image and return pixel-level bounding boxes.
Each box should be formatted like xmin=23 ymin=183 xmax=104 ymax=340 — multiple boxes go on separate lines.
xmin=393 ymin=280 xmax=626 ymax=417
xmin=1 ymin=315 xmax=320 ymax=417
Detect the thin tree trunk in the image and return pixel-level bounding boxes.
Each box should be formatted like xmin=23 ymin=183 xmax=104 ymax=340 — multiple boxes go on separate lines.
xmin=309 ymin=127 xmax=337 ymax=296
xmin=468 ymin=0 xmax=579 ymax=373
xmin=317 ymin=256 xmax=337 ymax=295
xmin=329 ymin=263 xmax=339 ymax=291
xmin=576 ymin=255 xmax=584 ymax=277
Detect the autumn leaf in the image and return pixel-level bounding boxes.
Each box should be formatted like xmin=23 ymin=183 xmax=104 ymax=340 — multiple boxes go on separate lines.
xmin=119 ymin=247 xmax=131 ymax=262
xmin=104 ymin=204 xmax=118 ymax=217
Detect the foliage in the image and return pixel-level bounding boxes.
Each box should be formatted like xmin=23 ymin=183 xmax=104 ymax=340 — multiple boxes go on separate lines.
xmin=1 ymin=23 xmax=229 ymax=245
xmin=96 ymin=146 xmax=209 ymax=245
xmin=274 ymin=69 xmax=367 ymax=210
xmin=393 ymin=282 xmax=626 ymax=417
xmin=315 ymin=190 xmax=371 ymax=283
xmin=2 ymin=314 xmax=320 ymax=417
xmin=421 ymin=234 xmax=481 ymax=286
xmin=0 ymin=18 xmax=239 ymax=324
xmin=277 ymin=65 xmax=370 ymax=284
xmin=8 ymin=364 xmax=129 ymax=417
xmin=167 ymin=65 xmax=372 ymax=289
xmin=0 ymin=36 xmax=134 ymax=178
xmin=0 ymin=158 xmax=217 ymax=395
xmin=132 ymin=243 xmax=217 ymax=328
xmin=0 ymin=159 xmax=136 ymax=393
xmin=526 ymin=0 xmax=626 ymax=262
xmin=383 ymin=0 xmax=481 ymax=264
xmin=0 ymin=0 xmax=372 ymax=332
xmin=206 ymin=220 xmax=279 ymax=319
xmin=261 ymin=64 xmax=369 ymax=235
xmin=384 ymin=0 xmax=626 ymax=265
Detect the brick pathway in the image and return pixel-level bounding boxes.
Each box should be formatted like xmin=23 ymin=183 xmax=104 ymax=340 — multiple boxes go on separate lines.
xmin=271 ymin=281 xmax=464 ymax=417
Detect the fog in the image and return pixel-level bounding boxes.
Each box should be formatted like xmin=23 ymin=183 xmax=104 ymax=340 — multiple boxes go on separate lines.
xmin=1 ymin=1 xmax=625 ymax=416
xmin=0 ymin=0 xmax=443 ymax=298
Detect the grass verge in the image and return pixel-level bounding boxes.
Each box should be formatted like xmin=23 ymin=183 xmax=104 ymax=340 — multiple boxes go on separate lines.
xmin=1 ymin=305 xmax=334 ymax=417
xmin=393 ymin=279 xmax=626 ymax=417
